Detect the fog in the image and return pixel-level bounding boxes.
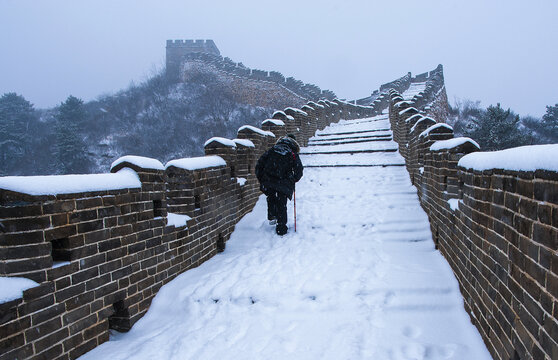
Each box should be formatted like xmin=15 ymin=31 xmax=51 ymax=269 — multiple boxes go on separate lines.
xmin=1 ymin=0 xmax=556 ymax=117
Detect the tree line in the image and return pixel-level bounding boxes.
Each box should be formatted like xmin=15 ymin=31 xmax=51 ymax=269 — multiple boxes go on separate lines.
xmin=448 ymin=100 xmax=558 ymax=151
xmin=1 ymin=77 xmax=557 ymax=176
xmin=0 ymin=70 xmax=273 ymax=176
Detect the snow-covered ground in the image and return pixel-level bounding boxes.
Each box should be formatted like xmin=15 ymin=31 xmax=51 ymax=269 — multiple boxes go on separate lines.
xmin=80 ymin=115 xmax=490 ymax=360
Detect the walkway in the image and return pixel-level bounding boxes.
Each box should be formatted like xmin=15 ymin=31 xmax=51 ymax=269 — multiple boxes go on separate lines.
xmin=80 ymin=113 xmax=491 ymax=360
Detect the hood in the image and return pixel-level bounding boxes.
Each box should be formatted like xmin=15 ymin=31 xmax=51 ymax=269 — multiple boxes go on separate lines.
xmin=276 ymin=136 xmax=300 ymax=154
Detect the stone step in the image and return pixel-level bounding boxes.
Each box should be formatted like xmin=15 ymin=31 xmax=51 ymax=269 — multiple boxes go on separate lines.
xmin=300 ymin=148 xmax=398 ymax=155
xmin=305 ymin=163 xmax=405 ymax=168
xmin=308 ymin=136 xmax=392 ymax=146
xmin=310 ymin=133 xmax=391 ymax=143
xmin=315 ymin=128 xmax=391 ymax=137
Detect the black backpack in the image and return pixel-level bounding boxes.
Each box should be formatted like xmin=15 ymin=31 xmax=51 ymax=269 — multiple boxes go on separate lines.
xmin=263 ymin=142 xmax=295 ymax=181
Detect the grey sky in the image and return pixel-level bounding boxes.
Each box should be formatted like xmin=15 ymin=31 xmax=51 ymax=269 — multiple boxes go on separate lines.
xmin=1 ymin=0 xmax=556 ymax=117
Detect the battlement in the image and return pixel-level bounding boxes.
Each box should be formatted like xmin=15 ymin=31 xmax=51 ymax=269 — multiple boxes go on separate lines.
xmin=164 ymin=40 xmax=335 ymax=101
xmin=0 ymin=92 xmax=373 ymax=359
xmin=165 ymin=39 xmax=220 ymax=53
xmin=165 ymin=39 xmax=221 ymax=81
xmin=387 ymin=80 xmax=558 ymax=360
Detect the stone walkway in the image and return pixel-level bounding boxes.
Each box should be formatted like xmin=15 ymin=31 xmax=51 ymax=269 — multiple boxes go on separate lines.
xmin=80 ymin=113 xmax=491 ymax=360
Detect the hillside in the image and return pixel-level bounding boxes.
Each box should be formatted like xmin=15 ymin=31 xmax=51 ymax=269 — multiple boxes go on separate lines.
xmin=1 ymin=50 xmax=334 ymax=176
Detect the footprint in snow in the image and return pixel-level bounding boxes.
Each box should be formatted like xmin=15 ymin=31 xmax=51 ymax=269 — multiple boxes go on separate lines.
xmin=402 ymin=325 xmax=422 ymax=339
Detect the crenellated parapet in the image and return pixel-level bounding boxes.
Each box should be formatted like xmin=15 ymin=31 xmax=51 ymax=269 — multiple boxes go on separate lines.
xmin=165 ymin=40 xmax=336 ymax=102
xmin=0 ymin=92 xmax=381 ymax=359
xmin=387 ymin=81 xmax=558 ymax=360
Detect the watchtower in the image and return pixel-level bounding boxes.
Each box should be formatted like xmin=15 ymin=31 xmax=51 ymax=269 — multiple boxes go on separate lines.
xmin=166 ymin=39 xmax=221 ymax=82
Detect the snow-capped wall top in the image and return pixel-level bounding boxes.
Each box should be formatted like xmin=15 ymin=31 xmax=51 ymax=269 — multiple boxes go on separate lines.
xmin=458 ymin=144 xmax=558 ymax=172
xmin=430 ymin=137 xmax=480 ymax=152
xmin=204 ymin=137 xmax=237 ymax=148
xmin=238 ymin=125 xmax=275 ymax=137
xmin=284 ymin=107 xmax=308 ymax=116
xmin=398 ymin=107 xmax=419 ymax=115
xmin=165 ymin=156 xmax=226 ymax=171
xmin=307 ymin=101 xmax=324 ymax=109
xmin=262 ymin=119 xmax=285 ymax=126
xmin=233 ymin=139 xmax=255 ymax=148
xmin=405 ymin=113 xmax=423 ymax=123
xmin=110 ymin=155 xmax=165 ymax=171
xmin=419 ymin=123 xmax=453 ymax=138
xmin=394 ymin=100 xmax=411 ymax=107
xmin=410 ymin=116 xmax=436 ymax=134
xmin=0 ymin=277 xmax=39 ymax=304
xmin=0 ymin=168 xmax=141 ymax=196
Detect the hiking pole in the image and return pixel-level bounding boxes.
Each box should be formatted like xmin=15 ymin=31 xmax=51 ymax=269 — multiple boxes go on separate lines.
xmin=294 ymin=188 xmax=297 ymax=232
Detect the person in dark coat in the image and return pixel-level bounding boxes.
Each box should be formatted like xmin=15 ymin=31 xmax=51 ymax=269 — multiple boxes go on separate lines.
xmin=256 ymin=134 xmax=303 ymax=235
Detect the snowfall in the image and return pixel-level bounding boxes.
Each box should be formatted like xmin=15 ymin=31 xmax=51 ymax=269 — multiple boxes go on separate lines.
xmin=79 ymin=112 xmax=493 ymax=360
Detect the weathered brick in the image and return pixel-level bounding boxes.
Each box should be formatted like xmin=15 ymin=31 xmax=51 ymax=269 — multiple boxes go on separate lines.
xmin=1 ymin=231 xmax=44 ymax=246
xmin=518 ymin=198 xmax=538 ymax=221
xmin=26 ymin=316 xmax=61 ymax=342
xmin=43 ymin=200 xmax=75 ymax=214
xmin=68 ymin=314 xmax=97 ymax=336
xmin=532 ymin=223 xmax=557 ymax=249
xmin=4 ymin=256 xmax=51 ymax=275
xmin=77 ymin=220 xmax=104 ymax=234
xmin=79 ymin=253 xmax=106 ymax=270
xmin=0 ymin=332 xmax=24 ymax=354
xmin=55 ymin=283 xmax=85 ymax=303
xmin=69 ymin=209 xmax=97 ymax=224
xmin=2 ymin=216 xmax=50 ymax=232
xmin=0 ymin=243 xmax=50 ymax=260
xmin=537 ymin=203 xmax=553 ymax=225
xmin=83 ymin=229 xmax=111 ymax=245
xmin=0 ymin=316 xmax=30 ymax=340
xmin=98 ymin=238 xmax=122 ymax=253
xmin=45 ymin=225 xmax=77 ymax=241
xmin=31 ymin=303 xmax=65 ymax=326
xmin=69 ymin=338 xmax=97 ymax=359
xmin=34 ymin=343 xmax=64 ymax=360
xmin=0 ymin=204 xmax=42 ymax=219
xmin=63 ymin=304 xmax=91 ymax=325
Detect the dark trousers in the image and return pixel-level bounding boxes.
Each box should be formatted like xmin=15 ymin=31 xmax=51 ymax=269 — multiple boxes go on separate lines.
xmin=266 ymin=190 xmax=288 ymax=233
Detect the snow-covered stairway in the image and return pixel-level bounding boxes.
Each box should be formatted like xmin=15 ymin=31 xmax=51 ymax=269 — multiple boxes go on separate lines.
xmin=302 ymin=114 xmax=405 ymax=168
xmin=81 ymin=115 xmax=491 ymax=359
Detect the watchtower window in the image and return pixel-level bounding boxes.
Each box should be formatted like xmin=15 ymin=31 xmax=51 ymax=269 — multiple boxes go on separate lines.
xmin=194 ymin=195 xmax=201 ymax=210
xmin=217 ymin=233 xmax=225 ymax=253
xmin=51 ymin=238 xmax=71 ymax=264
xmin=153 ymin=199 xmax=163 ymax=217
xmin=230 ymin=165 xmax=236 ymax=178
xmin=109 ymin=299 xmax=131 ymax=332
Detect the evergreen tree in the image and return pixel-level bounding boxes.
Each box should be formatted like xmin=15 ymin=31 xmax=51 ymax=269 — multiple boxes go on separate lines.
xmin=55 ymin=95 xmax=89 ymax=174
xmin=541 ymin=103 xmax=558 ymax=142
xmin=465 ymin=103 xmax=527 ymax=151
xmin=0 ymin=93 xmax=35 ymax=175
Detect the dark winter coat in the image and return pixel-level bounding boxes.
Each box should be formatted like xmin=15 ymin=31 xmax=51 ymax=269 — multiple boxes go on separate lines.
xmin=255 ymin=137 xmax=303 ymax=199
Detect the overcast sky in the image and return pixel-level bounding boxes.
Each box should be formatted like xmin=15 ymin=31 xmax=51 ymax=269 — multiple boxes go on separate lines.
xmin=1 ymin=0 xmax=557 ymax=117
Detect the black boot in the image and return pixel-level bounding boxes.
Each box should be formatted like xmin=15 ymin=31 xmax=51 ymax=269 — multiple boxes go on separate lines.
xmin=276 ymin=223 xmax=288 ymax=236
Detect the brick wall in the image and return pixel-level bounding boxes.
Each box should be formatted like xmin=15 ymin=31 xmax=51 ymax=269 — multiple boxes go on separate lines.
xmin=175 ymin=51 xmax=336 ymax=102
xmin=388 ymin=84 xmax=558 ymax=360
xmin=0 ymin=99 xmax=376 ymax=359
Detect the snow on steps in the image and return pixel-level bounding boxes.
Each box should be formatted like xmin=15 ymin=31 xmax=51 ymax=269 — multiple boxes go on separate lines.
xmin=80 ymin=113 xmax=491 ymax=359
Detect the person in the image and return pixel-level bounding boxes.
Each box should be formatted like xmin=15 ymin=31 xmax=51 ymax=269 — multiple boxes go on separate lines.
xmin=255 ymin=134 xmax=303 ymax=235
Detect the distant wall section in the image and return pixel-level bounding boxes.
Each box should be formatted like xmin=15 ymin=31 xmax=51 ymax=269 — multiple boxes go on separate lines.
xmin=166 ymin=40 xmax=221 ymax=82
